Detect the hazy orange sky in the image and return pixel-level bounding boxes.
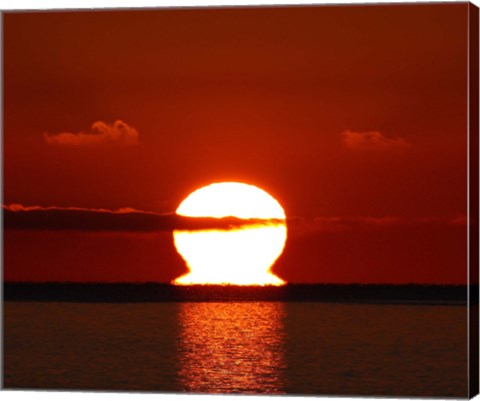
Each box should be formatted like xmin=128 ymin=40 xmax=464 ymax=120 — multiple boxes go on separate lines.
xmin=3 ymin=3 xmax=472 ymax=283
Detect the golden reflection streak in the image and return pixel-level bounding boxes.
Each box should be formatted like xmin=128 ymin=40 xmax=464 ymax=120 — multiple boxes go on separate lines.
xmin=173 ymin=223 xmax=286 ymax=286
xmin=176 ymin=302 xmax=287 ymax=394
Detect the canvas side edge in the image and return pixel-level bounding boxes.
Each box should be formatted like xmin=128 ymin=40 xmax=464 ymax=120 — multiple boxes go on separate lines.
xmin=468 ymin=2 xmax=479 ymax=399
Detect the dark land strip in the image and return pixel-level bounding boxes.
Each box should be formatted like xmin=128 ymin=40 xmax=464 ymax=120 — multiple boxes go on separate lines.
xmin=3 ymin=283 xmax=475 ymax=305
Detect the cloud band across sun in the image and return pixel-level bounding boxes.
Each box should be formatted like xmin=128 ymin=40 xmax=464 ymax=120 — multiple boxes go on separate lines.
xmin=4 ymin=204 xmax=465 ymax=234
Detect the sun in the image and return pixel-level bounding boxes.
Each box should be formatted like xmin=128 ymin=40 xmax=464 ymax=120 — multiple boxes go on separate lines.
xmin=172 ymin=182 xmax=287 ymax=286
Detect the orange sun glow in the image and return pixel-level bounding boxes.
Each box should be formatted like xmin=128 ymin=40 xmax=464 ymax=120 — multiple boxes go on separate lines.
xmin=172 ymin=182 xmax=287 ymax=286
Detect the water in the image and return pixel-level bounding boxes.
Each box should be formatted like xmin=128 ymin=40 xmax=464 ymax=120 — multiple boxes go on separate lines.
xmin=4 ymin=302 xmax=468 ymax=397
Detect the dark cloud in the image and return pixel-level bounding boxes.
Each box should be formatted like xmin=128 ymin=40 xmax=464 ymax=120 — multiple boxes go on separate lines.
xmin=5 ymin=204 xmax=464 ymax=235
xmin=44 ymin=120 xmax=139 ymax=146
xmin=341 ymin=130 xmax=410 ymax=150
xmin=3 ymin=204 xmax=284 ymax=232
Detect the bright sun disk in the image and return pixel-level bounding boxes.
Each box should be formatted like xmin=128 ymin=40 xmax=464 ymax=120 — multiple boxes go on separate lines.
xmin=172 ymin=182 xmax=287 ymax=286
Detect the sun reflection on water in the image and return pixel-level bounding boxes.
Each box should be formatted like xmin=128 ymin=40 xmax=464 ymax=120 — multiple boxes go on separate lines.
xmin=176 ymin=302 xmax=287 ymax=394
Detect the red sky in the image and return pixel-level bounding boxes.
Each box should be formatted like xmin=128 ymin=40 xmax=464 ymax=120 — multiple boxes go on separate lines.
xmin=3 ymin=4 xmax=471 ymax=283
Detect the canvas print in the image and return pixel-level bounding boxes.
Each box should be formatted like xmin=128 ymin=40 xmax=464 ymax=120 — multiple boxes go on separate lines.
xmin=2 ymin=2 xmax=479 ymax=398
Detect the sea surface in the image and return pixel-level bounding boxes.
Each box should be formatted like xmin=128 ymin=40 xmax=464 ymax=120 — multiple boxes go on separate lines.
xmin=4 ymin=301 xmax=468 ymax=397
